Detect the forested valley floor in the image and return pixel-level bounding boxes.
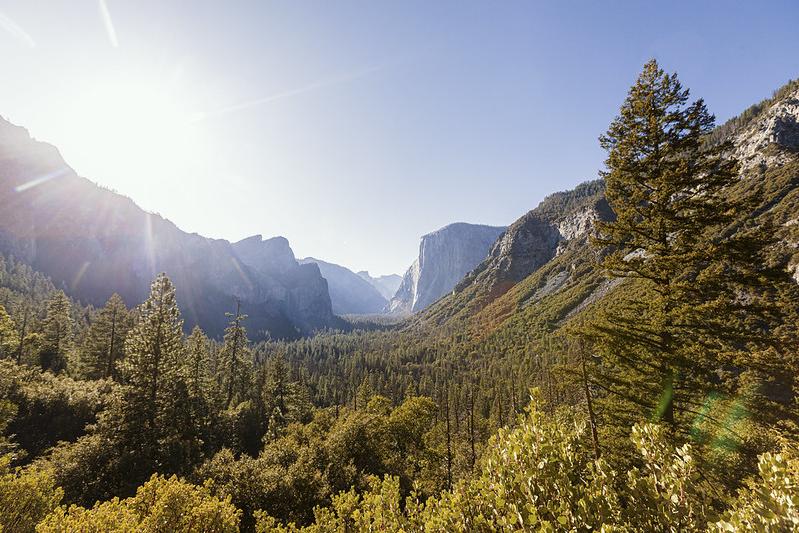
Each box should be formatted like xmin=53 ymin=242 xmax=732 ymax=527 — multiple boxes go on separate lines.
xmin=2 ymin=63 xmax=799 ymax=532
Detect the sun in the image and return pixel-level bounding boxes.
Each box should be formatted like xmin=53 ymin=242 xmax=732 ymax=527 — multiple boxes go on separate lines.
xmin=53 ymin=70 xmax=207 ymax=205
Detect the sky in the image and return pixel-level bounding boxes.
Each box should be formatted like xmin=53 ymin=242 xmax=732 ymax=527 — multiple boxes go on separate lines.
xmin=0 ymin=1 xmax=797 ymax=276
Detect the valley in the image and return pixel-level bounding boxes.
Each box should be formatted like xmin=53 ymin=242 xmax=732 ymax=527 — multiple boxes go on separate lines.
xmin=0 ymin=23 xmax=798 ymax=530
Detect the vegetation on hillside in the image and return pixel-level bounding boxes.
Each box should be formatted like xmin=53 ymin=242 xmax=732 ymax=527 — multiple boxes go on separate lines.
xmin=1 ymin=63 xmax=798 ymax=531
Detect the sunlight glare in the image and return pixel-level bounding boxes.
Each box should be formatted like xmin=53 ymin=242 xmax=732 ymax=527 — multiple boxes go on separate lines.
xmin=58 ymin=71 xmax=206 ymax=203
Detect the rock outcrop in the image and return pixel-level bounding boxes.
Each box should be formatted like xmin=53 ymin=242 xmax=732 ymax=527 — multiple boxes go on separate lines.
xmin=389 ymin=223 xmax=506 ymax=314
xmin=299 ymin=258 xmax=388 ymax=315
xmin=0 ymin=116 xmax=338 ymax=340
xmin=454 ymin=180 xmax=612 ymax=300
xmin=731 ymin=82 xmax=799 ymax=172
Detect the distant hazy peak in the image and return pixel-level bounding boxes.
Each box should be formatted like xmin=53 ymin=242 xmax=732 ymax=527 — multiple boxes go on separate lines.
xmin=299 ymin=257 xmax=388 ymax=315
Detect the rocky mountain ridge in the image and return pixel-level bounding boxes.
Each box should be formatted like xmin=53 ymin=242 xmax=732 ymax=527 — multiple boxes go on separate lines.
xmin=715 ymin=80 xmax=799 ymax=172
xmin=453 ymin=180 xmax=611 ymax=300
xmin=0 ymin=117 xmax=339 ymax=340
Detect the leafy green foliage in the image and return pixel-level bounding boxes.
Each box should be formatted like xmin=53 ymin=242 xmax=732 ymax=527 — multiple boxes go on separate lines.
xmin=199 ymin=395 xmax=441 ymax=528
xmin=0 ymin=454 xmax=62 ymax=533
xmin=254 ymin=394 xmax=799 ymax=532
xmin=0 ymin=360 xmax=111 ymax=463
xmin=713 ymin=451 xmax=799 ymax=531
xmin=37 ymin=473 xmax=240 ymax=532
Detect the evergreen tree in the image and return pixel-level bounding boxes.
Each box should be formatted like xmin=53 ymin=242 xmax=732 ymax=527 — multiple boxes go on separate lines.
xmin=185 ymin=326 xmax=214 ymax=401
xmin=591 ymin=60 xmax=794 ymax=440
xmin=39 ymin=291 xmax=73 ymax=373
xmin=13 ymin=304 xmax=33 ymax=365
xmin=264 ymin=354 xmax=289 ymax=431
xmin=0 ymin=305 xmax=17 ymax=359
xmin=80 ymin=294 xmax=129 ymax=380
xmin=220 ymin=300 xmax=250 ymax=409
xmin=183 ymin=326 xmax=217 ymax=456
xmin=355 ymin=376 xmax=374 ymax=411
xmin=118 ymin=274 xmax=186 ymax=472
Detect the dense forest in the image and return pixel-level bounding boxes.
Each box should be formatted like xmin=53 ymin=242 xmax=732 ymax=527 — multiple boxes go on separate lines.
xmin=2 ymin=61 xmax=799 ymax=532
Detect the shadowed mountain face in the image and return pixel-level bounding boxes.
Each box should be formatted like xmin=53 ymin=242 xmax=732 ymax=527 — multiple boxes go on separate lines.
xmin=389 ymin=223 xmax=506 ymax=314
xmin=299 ymin=257 xmax=388 ymax=315
xmin=0 ymin=117 xmax=339 ymax=340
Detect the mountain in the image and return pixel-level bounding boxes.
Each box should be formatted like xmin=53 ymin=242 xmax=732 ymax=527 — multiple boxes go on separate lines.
xmin=447 ymin=180 xmax=612 ymax=307
xmin=389 ymin=222 xmax=506 ymax=314
xmin=356 ymin=271 xmax=402 ymax=301
xmin=415 ymin=78 xmax=799 ymax=333
xmin=299 ymin=257 xmax=388 ymax=315
xmin=0 ymin=116 xmax=340 ymax=340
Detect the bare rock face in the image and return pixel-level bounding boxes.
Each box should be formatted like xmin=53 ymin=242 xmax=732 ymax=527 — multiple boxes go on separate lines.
xmin=0 ymin=116 xmax=337 ymax=340
xmin=456 ymin=181 xmax=611 ymax=299
xmin=488 ymin=213 xmax=561 ymax=284
xmin=733 ymin=84 xmax=799 ymax=172
xmin=389 ymin=223 xmax=506 ymax=314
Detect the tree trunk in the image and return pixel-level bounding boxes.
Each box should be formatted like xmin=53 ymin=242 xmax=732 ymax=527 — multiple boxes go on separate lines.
xmin=444 ymin=387 xmax=452 ymax=490
xmin=106 ymin=307 xmax=117 ymax=379
xmin=577 ymin=338 xmax=601 ymax=460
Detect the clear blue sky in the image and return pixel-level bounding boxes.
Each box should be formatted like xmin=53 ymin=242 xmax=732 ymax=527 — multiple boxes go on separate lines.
xmin=1 ymin=1 xmax=797 ymax=275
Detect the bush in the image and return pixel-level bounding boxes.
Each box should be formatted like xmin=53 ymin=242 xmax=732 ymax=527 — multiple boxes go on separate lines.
xmin=255 ymin=394 xmax=799 ymax=532
xmin=713 ymin=451 xmax=799 ymax=531
xmin=0 ymin=454 xmax=62 ymax=533
xmin=36 ymin=473 xmax=241 ymax=532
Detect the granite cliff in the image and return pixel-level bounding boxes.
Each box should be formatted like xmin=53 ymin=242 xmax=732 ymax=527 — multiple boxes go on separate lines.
xmin=389 ymin=223 xmax=506 ymax=314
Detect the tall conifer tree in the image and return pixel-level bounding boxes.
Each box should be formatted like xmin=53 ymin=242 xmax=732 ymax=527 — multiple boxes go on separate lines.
xmin=81 ymin=293 xmax=130 ymax=380
xmin=39 ymin=291 xmax=73 ymax=373
xmin=220 ymin=300 xmax=250 ymax=409
xmin=0 ymin=305 xmax=17 ymax=359
xmin=119 ymin=273 xmax=185 ymax=469
xmin=592 ymin=59 xmax=793 ymax=436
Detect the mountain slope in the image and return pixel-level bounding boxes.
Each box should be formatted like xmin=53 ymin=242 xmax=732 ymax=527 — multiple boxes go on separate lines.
xmin=299 ymin=257 xmax=388 ymax=315
xmin=389 ymin=223 xmax=506 ymax=314
xmin=0 ymin=116 xmax=339 ymax=340
xmin=357 ymin=271 xmax=402 ymax=301
xmin=415 ymin=78 xmax=799 ymax=338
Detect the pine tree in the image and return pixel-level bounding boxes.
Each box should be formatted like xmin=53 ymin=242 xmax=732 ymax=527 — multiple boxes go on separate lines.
xmin=264 ymin=354 xmax=289 ymax=428
xmin=81 ymin=293 xmax=130 ymax=380
xmin=39 ymin=291 xmax=73 ymax=373
xmin=14 ymin=304 xmax=30 ymax=365
xmin=356 ymin=375 xmax=374 ymax=411
xmin=119 ymin=274 xmax=185 ymax=469
xmin=592 ymin=59 xmax=793 ymax=435
xmin=220 ymin=300 xmax=250 ymax=409
xmin=185 ymin=326 xmax=214 ymax=401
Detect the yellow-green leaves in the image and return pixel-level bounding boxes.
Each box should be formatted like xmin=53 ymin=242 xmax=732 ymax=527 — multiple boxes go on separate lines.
xmin=0 ymin=454 xmax=62 ymax=533
xmin=36 ymin=474 xmax=240 ymax=533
